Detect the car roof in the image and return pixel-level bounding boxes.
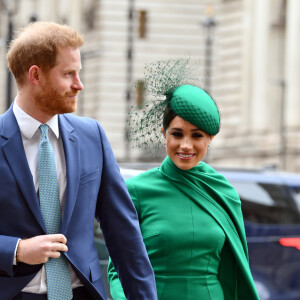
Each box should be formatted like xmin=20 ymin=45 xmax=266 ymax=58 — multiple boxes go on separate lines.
xmin=218 ymin=168 xmax=300 ymax=187
xmin=119 ymin=162 xmax=300 ymax=187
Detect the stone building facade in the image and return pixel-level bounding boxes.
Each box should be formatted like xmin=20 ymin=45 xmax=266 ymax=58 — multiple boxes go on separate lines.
xmin=0 ymin=0 xmax=299 ymax=172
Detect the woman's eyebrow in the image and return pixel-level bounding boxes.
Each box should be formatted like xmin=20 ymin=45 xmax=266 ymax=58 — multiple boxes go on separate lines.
xmin=169 ymin=127 xmax=183 ymax=131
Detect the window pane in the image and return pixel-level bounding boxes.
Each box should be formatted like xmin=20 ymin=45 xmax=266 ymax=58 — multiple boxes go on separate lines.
xmin=230 ymin=181 xmax=300 ymax=224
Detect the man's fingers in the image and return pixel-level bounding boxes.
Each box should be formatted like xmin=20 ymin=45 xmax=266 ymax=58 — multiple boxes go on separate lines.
xmin=48 ymin=234 xmax=67 ymax=244
xmin=49 ymin=251 xmax=61 ymax=259
xmin=51 ymin=242 xmax=68 ymax=253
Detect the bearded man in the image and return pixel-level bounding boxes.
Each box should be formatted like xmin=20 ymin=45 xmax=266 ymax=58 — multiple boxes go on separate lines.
xmin=0 ymin=21 xmax=157 ymax=300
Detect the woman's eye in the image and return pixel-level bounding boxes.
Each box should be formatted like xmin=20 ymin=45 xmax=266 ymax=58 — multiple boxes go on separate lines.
xmin=171 ymin=132 xmax=183 ymax=137
xmin=192 ymin=133 xmax=203 ymax=138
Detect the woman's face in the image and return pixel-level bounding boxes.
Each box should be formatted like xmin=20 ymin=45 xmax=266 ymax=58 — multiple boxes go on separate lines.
xmin=163 ymin=116 xmax=214 ymax=170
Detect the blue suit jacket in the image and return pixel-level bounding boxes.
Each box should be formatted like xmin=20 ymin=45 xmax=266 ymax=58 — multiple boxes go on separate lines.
xmin=0 ymin=106 xmax=157 ymax=300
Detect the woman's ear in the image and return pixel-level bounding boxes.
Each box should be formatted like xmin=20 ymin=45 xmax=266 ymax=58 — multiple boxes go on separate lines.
xmin=207 ymin=135 xmax=214 ymax=150
xmin=162 ymin=128 xmax=166 ymax=139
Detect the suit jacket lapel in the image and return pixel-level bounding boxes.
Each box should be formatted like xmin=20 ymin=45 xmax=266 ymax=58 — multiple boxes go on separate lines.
xmin=1 ymin=107 xmax=46 ymax=232
xmin=59 ymin=115 xmax=81 ymax=233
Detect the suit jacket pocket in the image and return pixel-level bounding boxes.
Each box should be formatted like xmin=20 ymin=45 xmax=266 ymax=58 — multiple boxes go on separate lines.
xmin=89 ymin=258 xmax=102 ymax=282
xmin=79 ymin=168 xmax=99 ymax=186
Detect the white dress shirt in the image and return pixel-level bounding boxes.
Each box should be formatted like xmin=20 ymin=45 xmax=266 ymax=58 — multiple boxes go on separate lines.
xmin=13 ymin=102 xmax=82 ymax=293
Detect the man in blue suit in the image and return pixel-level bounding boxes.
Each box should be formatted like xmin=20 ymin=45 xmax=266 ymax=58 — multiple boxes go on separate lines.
xmin=0 ymin=21 xmax=157 ymax=300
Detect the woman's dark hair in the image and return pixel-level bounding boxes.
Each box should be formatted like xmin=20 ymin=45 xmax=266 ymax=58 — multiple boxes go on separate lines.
xmin=163 ymin=105 xmax=177 ymax=133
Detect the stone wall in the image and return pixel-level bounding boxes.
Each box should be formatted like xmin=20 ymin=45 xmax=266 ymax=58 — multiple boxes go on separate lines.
xmin=1 ymin=0 xmax=300 ymax=171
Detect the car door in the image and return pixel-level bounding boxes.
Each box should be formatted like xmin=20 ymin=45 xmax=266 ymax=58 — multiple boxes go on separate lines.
xmin=227 ymin=176 xmax=300 ymax=300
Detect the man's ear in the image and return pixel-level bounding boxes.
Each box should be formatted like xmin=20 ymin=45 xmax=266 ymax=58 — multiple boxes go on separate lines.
xmin=28 ymin=65 xmax=41 ymax=86
xmin=162 ymin=128 xmax=166 ymax=139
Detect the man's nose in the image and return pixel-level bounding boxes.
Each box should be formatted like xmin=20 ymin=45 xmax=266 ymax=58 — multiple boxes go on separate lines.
xmin=72 ymin=74 xmax=84 ymax=90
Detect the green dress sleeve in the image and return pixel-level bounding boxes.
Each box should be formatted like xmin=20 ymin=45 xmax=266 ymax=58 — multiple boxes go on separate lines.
xmin=107 ymin=181 xmax=140 ymax=300
xmin=218 ymin=240 xmax=238 ymax=300
xmin=107 ymin=257 xmax=127 ymax=300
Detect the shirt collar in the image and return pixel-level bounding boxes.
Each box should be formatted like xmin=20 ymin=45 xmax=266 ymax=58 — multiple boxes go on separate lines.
xmin=13 ymin=101 xmax=59 ymax=139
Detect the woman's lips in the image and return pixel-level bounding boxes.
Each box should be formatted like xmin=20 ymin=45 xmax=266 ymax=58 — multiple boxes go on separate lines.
xmin=177 ymin=153 xmax=195 ymax=160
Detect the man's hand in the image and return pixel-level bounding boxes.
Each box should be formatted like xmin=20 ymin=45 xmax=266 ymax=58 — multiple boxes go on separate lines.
xmin=17 ymin=234 xmax=68 ymax=265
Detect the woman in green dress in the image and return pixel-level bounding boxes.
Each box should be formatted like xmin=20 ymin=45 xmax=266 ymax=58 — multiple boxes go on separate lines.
xmin=107 ymin=59 xmax=259 ymax=300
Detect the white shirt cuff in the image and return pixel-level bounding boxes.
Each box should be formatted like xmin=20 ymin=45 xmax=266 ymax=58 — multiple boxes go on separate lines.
xmin=13 ymin=239 xmax=21 ymax=265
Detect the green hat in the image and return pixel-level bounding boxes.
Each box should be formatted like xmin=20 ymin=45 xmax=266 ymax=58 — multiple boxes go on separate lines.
xmin=170 ymin=85 xmax=220 ymax=135
xmin=127 ymin=56 xmax=220 ymax=154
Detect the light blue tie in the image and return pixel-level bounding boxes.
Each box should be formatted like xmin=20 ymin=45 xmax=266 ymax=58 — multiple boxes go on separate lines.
xmin=38 ymin=124 xmax=73 ymax=300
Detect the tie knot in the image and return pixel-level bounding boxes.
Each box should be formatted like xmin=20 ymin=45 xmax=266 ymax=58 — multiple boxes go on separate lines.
xmin=39 ymin=124 xmax=49 ymax=139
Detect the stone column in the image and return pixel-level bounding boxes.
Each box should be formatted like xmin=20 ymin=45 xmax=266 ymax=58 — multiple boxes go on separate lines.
xmin=240 ymin=0 xmax=254 ymax=131
xmin=284 ymin=0 xmax=300 ymax=128
xmin=250 ymin=0 xmax=271 ymax=131
xmin=37 ymin=0 xmax=57 ymax=21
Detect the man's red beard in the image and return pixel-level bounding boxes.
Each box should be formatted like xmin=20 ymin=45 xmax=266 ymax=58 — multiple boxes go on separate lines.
xmin=34 ymin=84 xmax=78 ymax=116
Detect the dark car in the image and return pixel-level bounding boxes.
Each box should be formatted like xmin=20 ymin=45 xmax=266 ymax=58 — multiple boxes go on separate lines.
xmin=220 ymin=168 xmax=300 ymax=300
xmin=95 ymin=165 xmax=300 ymax=300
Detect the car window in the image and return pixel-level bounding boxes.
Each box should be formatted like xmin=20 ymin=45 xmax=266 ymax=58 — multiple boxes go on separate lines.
xmin=289 ymin=186 xmax=300 ymax=213
xmin=230 ymin=181 xmax=300 ymax=224
xmin=120 ymin=168 xmax=143 ymax=180
xmin=230 ymin=182 xmax=274 ymax=206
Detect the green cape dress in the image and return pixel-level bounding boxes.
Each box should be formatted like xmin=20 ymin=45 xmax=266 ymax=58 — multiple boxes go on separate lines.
xmin=108 ymin=156 xmax=259 ymax=300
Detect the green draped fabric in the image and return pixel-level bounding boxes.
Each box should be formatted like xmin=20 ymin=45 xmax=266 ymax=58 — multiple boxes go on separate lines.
xmin=108 ymin=157 xmax=259 ymax=300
